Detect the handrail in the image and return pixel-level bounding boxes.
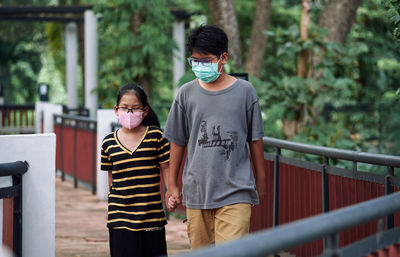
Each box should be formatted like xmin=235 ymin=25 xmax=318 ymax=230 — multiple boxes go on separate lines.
xmin=53 ymin=113 xmax=97 ymax=194
xmin=54 ymin=113 xmax=96 ymax=123
xmin=175 ymin=191 xmax=400 ymax=257
xmin=0 ymin=104 xmax=35 ymax=109
xmin=0 ymin=161 xmax=29 ymax=177
xmin=0 ymin=160 xmax=29 ymax=257
xmin=263 ymin=136 xmax=400 ymax=167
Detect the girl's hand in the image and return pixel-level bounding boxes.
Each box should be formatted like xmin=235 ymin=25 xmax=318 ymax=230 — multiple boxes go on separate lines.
xmin=167 ymin=195 xmax=177 ymax=210
xmin=166 ymin=185 xmax=181 ymax=212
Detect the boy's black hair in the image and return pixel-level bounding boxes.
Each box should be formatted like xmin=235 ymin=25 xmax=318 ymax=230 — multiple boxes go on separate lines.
xmin=187 ymin=24 xmax=228 ymax=57
xmin=116 ymin=84 xmax=160 ymax=127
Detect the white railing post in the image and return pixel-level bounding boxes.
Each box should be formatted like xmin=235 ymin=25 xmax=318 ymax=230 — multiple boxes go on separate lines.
xmin=66 ymin=22 xmax=78 ymax=109
xmin=173 ymin=20 xmax=185 ymax=97
xmin=84 ymin=10 xmax=98 ymax=119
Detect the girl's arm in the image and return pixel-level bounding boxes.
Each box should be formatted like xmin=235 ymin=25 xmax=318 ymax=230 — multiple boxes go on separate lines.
xmin=160 ymin=162 xmax=178 ymax=210
xmin=249 ymin=138 xmax=266 ymax=201
xmin=160 ymin=162 xmax=170 ymax=188
xmin=108 ymin=171 xmax=112 ymax=187
xmin=165 ymin=142 xmax=185 ymax=211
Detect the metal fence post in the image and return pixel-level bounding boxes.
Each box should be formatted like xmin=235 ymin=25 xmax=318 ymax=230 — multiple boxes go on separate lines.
xmin=385 ymin=166 xmax=394 ymax=229
xmin=273 ymin=147 xmax=281 ymax=257
xmin=325 ymin=233 xmax=340 ymax=257
xmin=273 ymin=147 xmax=281 ymax=228
xmin=73 ymin=119 xmax=78 ymax=188
xmin=91 ymin=123 xmax=96 ymax=195
xmin=12 ymin=174 xmax=23 ymax=257
xmin=322 ymin=156 xmax=330 ymax=213
xmin=60 ymin=116 xmax=65 ymax=181
xmin=322 ymin=156 xmax=330 ymax=250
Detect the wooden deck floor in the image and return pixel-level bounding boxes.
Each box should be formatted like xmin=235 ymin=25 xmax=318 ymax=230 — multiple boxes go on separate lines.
xmin=55 ymin=176 xmax=190 ymax=257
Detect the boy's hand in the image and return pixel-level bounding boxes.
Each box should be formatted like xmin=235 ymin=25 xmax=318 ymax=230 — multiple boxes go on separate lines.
xmin=166 ymin=185 xmax=181 ymax=212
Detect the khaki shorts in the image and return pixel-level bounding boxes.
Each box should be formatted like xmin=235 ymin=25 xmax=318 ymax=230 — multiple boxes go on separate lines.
xmin=186 ymin=203 xmax=251 ymax=249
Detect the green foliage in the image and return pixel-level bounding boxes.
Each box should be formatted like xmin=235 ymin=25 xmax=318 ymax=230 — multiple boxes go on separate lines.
xmin=384 ymin=0 xmax=400 ymax=95
xmin=94 ymin=0 xmax=176 ymax=123
xmin=0 ymin=24 xmax=46 ymax=104
xmin=384 ymin=0 xmax=400 ymax=42
xmin=1 ymin=0 xmax=399 ymax=162
xmin=44 ymin=23 xmax=66 ymax=91
xmin=0 ymin=0 xmax=50 ymax=104
xmin=248 ymin=0 xmax=400 ymax=159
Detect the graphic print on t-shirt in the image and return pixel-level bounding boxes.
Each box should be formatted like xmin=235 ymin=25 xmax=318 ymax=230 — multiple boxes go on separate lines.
xmin=197 ymin=120 xmax=238 ymax=160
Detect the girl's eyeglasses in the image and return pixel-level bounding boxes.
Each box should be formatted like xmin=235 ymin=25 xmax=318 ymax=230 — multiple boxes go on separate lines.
xmin=187 ymin=56 xmax=218 ymax=67
xmin=117 ymin=107 xmax=144 ymax=113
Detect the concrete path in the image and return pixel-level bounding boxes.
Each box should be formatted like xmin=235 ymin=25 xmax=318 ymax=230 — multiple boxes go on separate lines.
xmin=55 ymin=176 xmax=190 ymax=257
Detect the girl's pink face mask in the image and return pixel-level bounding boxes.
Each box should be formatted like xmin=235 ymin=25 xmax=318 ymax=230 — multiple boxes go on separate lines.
xmin=118 ymin=111 xmax=144 ymax=130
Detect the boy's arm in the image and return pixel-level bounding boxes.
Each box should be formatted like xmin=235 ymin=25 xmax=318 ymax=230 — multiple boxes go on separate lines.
xmin=249 ymin=138 xmax=266 ymax=201
xmin=165 ymin=142 xmax=185 ymax=211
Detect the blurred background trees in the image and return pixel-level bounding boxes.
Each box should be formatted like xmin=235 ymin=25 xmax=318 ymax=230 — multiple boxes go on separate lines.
xmin=0 ymin=0 xmax=399 ymax=157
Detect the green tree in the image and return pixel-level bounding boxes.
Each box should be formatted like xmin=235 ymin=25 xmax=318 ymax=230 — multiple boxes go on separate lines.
xmin=0 ymin=0 xmax=51 ymax=104
xmin=94 ymin=0 xmax=176 ymax=113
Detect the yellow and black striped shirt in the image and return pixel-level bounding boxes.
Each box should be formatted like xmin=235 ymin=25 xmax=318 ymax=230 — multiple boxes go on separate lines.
xmin=101 ymin=126 xmax=170 ymax=231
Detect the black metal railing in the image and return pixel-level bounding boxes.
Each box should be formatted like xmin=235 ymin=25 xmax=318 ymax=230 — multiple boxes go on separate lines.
xmin=0 ymin=161 xmax=29 ymax=257
xmin=0 ymin=105 xmax=35 ymax=134
xmin=172 ymin=191 xmax=400 ymax=257
xmin=62 ymin=106 xmax=90 ymax=117
xmin=54 ymin=114 xmax=97 ymax=194
xmin=110 ymin=121 xmax=121 ymax=132
xmin=262 ymin=136 xmax=400 ymax=232
xmin=165 ymin=137 xmax=400 ymax=257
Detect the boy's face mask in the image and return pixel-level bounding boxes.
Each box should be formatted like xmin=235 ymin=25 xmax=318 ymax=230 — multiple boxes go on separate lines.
xmin=191 ymin=60 xmax=222 ymax=83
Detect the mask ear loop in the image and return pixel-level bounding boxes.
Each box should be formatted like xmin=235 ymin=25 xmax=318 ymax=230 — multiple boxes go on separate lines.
xmin=216 ymin=54 xmax=224 ymax=74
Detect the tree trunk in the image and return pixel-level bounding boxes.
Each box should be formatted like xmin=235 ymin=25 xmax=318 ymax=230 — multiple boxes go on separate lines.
xmin=309 ymin=0 xmax=362 ymax=80
xmin=209 ymin=0 xmax=242 ymax=70
xmin=297 ymin=0 xmax=312 ymax=78
xmin=137 ymin=73 xmax=152 ymax=98
xmin=318 ymin=0 xmax=362 ymax=44
xmin=282 ymin=0 xmax=313 ymax=139
xmin=129 ymin=11 xmax=152 ymax=97
xmin=244 ymin=0 xmax=272 ymax=78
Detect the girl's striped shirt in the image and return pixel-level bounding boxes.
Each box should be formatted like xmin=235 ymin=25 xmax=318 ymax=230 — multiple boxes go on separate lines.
xmin=101 ymin=126 xmax=170 ymax=231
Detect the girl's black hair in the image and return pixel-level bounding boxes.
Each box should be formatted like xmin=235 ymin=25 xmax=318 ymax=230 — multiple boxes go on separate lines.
xmin=116 ymin=84 xmax=160 ymax=127
xmin=187 ymin=24 xmax=228 ymax=57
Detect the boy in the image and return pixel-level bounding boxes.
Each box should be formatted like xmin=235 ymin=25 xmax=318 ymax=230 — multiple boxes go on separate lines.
xmin=164 ymin=24 xmax=266 ymax=249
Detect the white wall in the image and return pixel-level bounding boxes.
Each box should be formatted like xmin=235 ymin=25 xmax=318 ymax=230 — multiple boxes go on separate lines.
xmin=96 ymin=109 xmax=116 ymax=201
xmin=35 ymin=102 xmax=63 ymax=133
xmin=0 ymin=134 xmax=56 ymax=257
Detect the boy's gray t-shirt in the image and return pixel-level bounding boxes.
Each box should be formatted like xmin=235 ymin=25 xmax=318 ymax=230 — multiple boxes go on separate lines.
xmin=164 ymin=78 xmax=265 ymax=209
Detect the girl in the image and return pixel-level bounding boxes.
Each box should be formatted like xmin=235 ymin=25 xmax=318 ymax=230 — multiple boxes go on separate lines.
xmin=101 ymin=84 xmax=175 ymax=257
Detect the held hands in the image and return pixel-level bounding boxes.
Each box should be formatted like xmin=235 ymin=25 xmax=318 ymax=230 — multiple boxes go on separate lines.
xmin=167 ymin=195 xmax=179 ymax=211
xmin=165 ymin=185 xmax=181 ymax=212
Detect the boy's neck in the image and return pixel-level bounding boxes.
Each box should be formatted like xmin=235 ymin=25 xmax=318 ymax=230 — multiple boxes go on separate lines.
xmin=198 ymin=72 xmax=237 ymax=92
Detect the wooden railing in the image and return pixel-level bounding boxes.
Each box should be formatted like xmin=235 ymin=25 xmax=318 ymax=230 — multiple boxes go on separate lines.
xmin=0 ymin=105 xmax=35 ymax=134
xmin=54 ymin=114 xmax=97 ymax=194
